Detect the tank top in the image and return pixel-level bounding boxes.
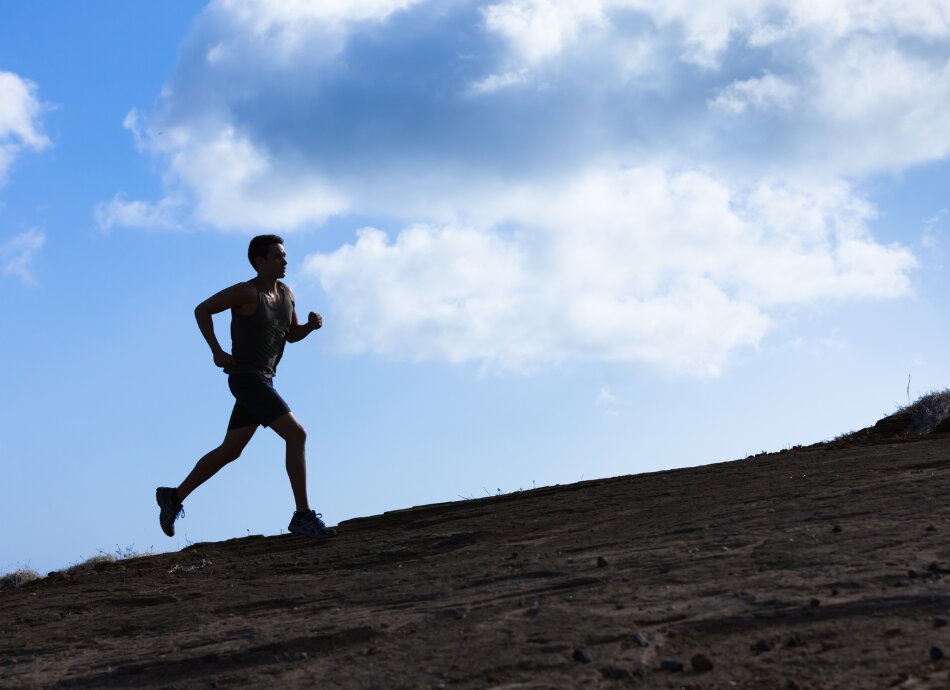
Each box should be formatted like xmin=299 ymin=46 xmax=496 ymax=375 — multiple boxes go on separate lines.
xmin=229 ymin=279 xmax=293 ymax=378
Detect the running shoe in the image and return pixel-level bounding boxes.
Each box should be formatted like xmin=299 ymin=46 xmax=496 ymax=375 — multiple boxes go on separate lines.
xmin=288 ymin=510 xmax=336 ymax=538
xmin=156 ymin=487 xmax=184 ymax=537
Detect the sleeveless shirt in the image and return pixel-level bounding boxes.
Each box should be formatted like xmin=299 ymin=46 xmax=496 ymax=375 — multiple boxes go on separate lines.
xmin=229 ymin=279 xmax=293 ymax=378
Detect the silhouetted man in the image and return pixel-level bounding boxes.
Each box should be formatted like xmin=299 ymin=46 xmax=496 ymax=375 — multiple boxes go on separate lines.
xmin=156 ymin=235 xmax=335 ymax=539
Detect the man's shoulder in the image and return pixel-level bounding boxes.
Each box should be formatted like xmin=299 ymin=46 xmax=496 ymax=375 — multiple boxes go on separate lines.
xmin=225 ymin=280 xmax=259 ymax=304
xmin=278 ymin=281 xmax=295 ymax=302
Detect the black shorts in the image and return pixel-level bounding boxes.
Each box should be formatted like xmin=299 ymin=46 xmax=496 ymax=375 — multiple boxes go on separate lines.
xmin=227 ymin=372 xmax=291 ymax=430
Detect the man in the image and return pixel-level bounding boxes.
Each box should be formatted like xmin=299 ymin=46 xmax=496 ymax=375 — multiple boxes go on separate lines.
xmin=156 ymin=235 xmax=335 ymax=539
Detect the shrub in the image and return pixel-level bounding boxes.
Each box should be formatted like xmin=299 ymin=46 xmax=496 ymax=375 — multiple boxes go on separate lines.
xmin=0 ymin=568 xmax=41 ymax=591
xmin=895 ymin=388 xmax=950 ymax=436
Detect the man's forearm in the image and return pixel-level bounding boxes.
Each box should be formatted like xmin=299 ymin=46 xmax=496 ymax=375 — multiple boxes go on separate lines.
xmin=286 ymin=323 xmax=314 ymax=343
xmin=195 ymin=308 xmax=224 ymax=353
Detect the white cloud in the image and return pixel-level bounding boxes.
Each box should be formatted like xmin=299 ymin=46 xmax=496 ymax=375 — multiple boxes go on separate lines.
xmin=0 ymin=71 xmax=49 ymax=185
xmin=0 ymin=229 xmax=45 ymax=284
xmin=108 ymin=0 xmax=935 ymax=374
xmin=467 ymin=70 xmax=528 ymax=95
xmin=168 ymin=126 xmax=349 ymax=231
xmin=304 ymin=167 xmax=914 ymax=375
xmin=709 ymin=73 xmax=798 ymax=114
xmin=922 ymin=209 xmax=948 ymax=250
xmin=99 ymin=125 xmax=348 ymax=232
xmin=94 ymin=194 xmax=184 ymax=232
xmin=596 ymin=385 xmax=629 ymax=416
xmin=206 ymin=0 xmax=424 ymax=64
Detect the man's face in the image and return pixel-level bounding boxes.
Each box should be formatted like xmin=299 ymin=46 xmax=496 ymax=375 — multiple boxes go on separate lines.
xmin=257 ymin=243 xmax=287 ymax=278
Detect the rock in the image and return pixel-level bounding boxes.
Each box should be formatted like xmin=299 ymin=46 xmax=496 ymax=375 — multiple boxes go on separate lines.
xmin=832 ymin=525 xmax=842 ymax=533
xmin=597 ymin=556 xmax=609 ymax=568
xmin=931 ymin=415 xmax=950 ymax=434
xmin=908 ymin=569 xmax=918 ymax=579
xmin=926 ymin=525 xmax=937 ymax=532
xmin=600 ymin=666 xmax=633 ymax=680
xmin=786 ymin=634 xmax=804 ymax=648
xmin=809 ymin=598 xmax=821 ymax=608
xmin=930 ymin=646 xmax=944 ymax=661
xmin=573 ymin=647 xmax=594 ymax=663
xmin=690 ymin=653 xmax=714 ymax=672
xmin=752 ymin=639 xmax=773 ymax=653
xmin=659 ymin=657 xmax=683 ymax=672
xmin=872 ymin=410 xmax=914 ymax=438
xmin=633 ymin=632 xmax=649 ymax=647
xmin=934 ymin=616 xmax=949 ymax=628
xmin=928 ymin=562 xmax=941 ymax=574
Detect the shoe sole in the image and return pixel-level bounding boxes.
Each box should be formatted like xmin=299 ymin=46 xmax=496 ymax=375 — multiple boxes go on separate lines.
xmin=288 ymin=527 xmax=337 ymax=538
xmin=156 ymin=488 xmax=176 ymax=538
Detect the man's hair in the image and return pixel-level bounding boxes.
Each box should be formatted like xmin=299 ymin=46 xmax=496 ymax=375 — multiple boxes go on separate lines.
xmin=248 ymin=234 xmax=284 ymax=270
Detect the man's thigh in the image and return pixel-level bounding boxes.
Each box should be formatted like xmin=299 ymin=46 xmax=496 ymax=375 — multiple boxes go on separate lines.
xmin=221 ymin=424 xmax=257 ymax=455
xmin=268 ymin=412 xmax=305 ymax=443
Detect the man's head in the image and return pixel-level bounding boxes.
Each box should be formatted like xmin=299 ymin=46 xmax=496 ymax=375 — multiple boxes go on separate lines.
xmin=248 ymin=234 xmax=286 ymax=278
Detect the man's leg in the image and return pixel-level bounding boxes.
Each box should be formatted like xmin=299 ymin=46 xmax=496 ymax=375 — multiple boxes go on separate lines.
xmin=177 ymin=424 xmax=257 ymax=501
xmin=268 ymin=412 xmax=309 ymax=512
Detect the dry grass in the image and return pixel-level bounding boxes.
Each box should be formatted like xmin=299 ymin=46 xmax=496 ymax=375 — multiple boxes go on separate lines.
xmin=2 ymin=545 xmax=153 ymax=591
xmin=0 ymin=568 xmax=41 ymax=591
xmin=832 ymin=388 xmax=950 ymax=444
xmin=895 ymin=388 xmax=950 ymax=435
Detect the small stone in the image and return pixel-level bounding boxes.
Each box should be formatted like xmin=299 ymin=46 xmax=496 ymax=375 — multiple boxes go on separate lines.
xmin=928 ymin=562 xmax=941 ymax=574
xmin=809 ymin=598 xmax=821 ymax=608
xmin=690 ymin=653 xmax=714 ymax=672
xmin=926 ymin=525 xmax=937 ymax=532
xmin=885 ymin=628 xmax=902 ymax=637
xmin=573 ymin=647 xmax=594 ymax=663
xmin=786 ymin=634 xmax=804 ymax=648
xmin=752 ymin=639 xmax=773 ymax=653
xmin=633 ymin=632 xmax=649 ymax=647
xmin=934 ymin=616 xmax=949 ymax=628
xmin=659 ymin=657 xmax=684 ymax=672
xmin=909 ymin=569 xmax=919 ymax=579
xmin=832 ymin=525 xmax=842 ymax=533
xmin=786 ymin=681 xmax=801 ymax=690
xmin=600 ymin=666 xmax=633 ymax=680
xmin=931 ymin=646 xmax=944 ymax=661
xmin=597 ymin=556 xmax=609 ymax=568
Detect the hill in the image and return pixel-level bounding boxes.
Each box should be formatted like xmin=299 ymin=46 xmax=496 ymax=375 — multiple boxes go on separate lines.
xmin=3 ymin=434 xmax=950 ymax=688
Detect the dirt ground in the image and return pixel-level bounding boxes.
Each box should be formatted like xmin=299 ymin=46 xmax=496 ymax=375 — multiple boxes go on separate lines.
xmin=3 ymin=433 xmax=950 ymax=689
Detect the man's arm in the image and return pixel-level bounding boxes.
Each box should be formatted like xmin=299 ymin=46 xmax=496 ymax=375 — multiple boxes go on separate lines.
xmin=284 ymin=285 xmax=323 ymax=343
xmin=194 ymin=282 xmax=255 ymax=368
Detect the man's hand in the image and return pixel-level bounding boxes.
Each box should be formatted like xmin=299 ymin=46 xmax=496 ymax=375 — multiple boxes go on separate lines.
xmin=307 ymin=312 xmax=323 ymax=331
xmin=213 ymin=349 xmax=236 ymax=369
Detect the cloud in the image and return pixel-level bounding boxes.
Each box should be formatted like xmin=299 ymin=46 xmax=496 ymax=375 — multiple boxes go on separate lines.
xmin=0 ymin=229 xmax=45 ymax=284
xmin=709 ymin=73 xmax=797 ymax=115
xmin=94 ymin=194 xmax=185 ymax=232
xmin=106 ymin=0 xmax=934 ymax=374
xmin=304 ymin=167 xmax=915 ymax=375
xmin=0 ymin=71 xmax=50 ymax=185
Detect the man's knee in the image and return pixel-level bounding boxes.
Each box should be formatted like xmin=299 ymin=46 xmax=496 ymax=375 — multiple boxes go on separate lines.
xmin=218 ymin=444 xmax=243 ymax=463
xmin=289 ymin=424 xmax=307 ymax=446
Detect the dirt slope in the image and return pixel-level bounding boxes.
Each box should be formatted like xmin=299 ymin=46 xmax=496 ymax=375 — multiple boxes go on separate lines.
xmin=3 ymin=435 xmax=950 ymax=689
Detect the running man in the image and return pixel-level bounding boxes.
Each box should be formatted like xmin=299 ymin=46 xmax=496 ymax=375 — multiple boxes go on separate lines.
xmin=156 ymin=235 xmax=335 ymax=539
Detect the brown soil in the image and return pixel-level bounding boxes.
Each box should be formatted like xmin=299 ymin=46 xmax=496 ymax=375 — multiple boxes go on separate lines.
xmin=3 ymin=434 xmax=950 ymax=689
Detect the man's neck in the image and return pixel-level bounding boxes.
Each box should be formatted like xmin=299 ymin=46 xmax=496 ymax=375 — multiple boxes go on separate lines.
xmin=256 ymin=274 xmax=278 ymax=293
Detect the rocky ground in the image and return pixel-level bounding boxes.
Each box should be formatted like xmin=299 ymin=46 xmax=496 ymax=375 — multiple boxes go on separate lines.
xmin=3 ymin=432 xmax=950 ymax=689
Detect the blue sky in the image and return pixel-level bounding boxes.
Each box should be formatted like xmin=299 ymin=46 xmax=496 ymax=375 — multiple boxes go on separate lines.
xmin=2 ymin=0 xmax=949 ymax=575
